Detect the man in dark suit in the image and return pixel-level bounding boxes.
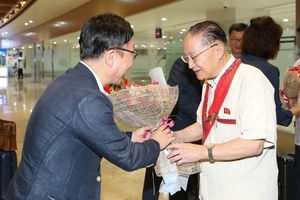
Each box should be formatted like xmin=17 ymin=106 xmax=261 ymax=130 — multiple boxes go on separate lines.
xmin=6 ymin=13 xmax=175 ymax=200
xmin=142 ymin=57 xmax=202 ymax=200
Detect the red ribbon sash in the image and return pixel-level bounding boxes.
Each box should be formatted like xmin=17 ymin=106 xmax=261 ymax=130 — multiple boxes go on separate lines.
xmin=202 ymin=59 xmax=241 ymax=143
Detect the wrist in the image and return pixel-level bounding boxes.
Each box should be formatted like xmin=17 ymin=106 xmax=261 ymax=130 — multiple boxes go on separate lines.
xmin=205 ymin=143 xmax=215 ymax=163
xmin=173 ymin=131 xmax=177 ymax=140
xmin=290 ymin=106 xmax=300 ymax=115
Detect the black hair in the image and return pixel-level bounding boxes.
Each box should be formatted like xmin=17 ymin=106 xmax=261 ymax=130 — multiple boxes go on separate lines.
xmin=228 ymin=23 xmax=249 ymax=34
xmin=79 ymin=12 xmax=134 ymax=60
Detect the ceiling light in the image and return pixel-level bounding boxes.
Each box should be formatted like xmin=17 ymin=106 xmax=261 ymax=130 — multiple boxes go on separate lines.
xmin=283 ymin=19 xmax=289 ymax=22
xmin=20 ymin=1 xmax=26 ymax=7
xmin=0 ymin=0 xmax=34 ymax=28
xmin=161 ymin=18 xmax=167 ymax=21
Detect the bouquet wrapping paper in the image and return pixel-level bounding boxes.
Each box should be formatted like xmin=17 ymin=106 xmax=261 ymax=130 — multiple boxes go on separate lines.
xmin=108 ymin=84 xmax=177 ymax=129
xmin=283 ymin=66 xmax=300 ymax=99
xmin=108 ymin=84 xmax=200 ymax=194
xmin=280 ymin=65 xmax=300 ymax=109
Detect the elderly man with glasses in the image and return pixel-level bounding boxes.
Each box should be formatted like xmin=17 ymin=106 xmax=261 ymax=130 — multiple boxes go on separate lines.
xmin=167 ymin=20 xmax=278 ymax=200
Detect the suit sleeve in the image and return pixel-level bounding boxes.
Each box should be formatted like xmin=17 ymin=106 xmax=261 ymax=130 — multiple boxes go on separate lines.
xmin=268 ymin=67 xmax=293 ymax=126
xmin=71 ymin=94 xmax=160 ymax=171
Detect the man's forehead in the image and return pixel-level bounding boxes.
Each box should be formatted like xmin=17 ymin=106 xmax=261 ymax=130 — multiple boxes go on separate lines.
xmin=184 ymin=35 xmax=202 ymax=53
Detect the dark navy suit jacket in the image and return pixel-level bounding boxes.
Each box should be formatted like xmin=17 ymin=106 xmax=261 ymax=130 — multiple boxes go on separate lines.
xmin=6 ymin=62 xmax=160 ymax=200
xmin=240 ymin=54 xmax=293 ymax=126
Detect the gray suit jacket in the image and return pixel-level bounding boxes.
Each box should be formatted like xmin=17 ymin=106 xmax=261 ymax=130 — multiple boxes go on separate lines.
xmin=6 ymin=62 xmax=160 ymax=200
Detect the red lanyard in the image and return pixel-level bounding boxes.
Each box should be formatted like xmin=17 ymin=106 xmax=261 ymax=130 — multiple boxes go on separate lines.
xmin=202 ymin=59 xmax=241 ymax=143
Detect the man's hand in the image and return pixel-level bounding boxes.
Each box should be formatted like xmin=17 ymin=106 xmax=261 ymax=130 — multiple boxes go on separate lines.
xmin=167 ymin=142 xmax=202 ymax=165
xmin=150 ymin=124 xmax=175 ymax=150
xmin=132 ymin=126 xmax=152 ymax=143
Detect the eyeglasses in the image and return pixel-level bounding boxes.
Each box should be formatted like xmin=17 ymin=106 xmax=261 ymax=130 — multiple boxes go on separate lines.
xmin=230 ymin=38 xmax=243 ymax=43
xmin=108 ymin=47 xmax=138 ymax=60
xmin=181 ymin=44 xmax=218 ymax=63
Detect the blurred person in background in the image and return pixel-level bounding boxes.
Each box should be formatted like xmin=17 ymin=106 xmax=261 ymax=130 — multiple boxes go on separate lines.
xmin=240 ymin=16 xmax=300 ymax=126
xmin=228 ymin=23 xmax=248 ymax=58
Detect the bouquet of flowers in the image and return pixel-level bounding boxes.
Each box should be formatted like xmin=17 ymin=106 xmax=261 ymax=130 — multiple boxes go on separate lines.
xmin=108 ymin=83 xmax=178 ymax=129
xmin=280 ymin=65 xmax=300 ymax=108
xmin=108 ymin=80 xmax=200 ymax=193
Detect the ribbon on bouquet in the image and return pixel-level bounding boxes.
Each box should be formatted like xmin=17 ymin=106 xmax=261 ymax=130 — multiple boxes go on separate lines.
xmin=279 ymin=88 xmax=291 ymax=109
xmin=144 ymin=117 xmax=174 ymax=138
xmin=160 ymin=116 xmax=175 ymax=128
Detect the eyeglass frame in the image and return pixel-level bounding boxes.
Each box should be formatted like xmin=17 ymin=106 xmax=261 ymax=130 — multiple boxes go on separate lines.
xmin=107 ymin=47 xmax=138 ymax=60
xmin=181 ymin=43 xmax=218 ymax=63
xmin=230 ymin=37 xmax=243 ymax=43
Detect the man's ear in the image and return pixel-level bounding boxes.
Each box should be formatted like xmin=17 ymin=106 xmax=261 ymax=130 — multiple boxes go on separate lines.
xmin=216 ymin=44 xmax=225 ymax=59
xmin=105 ymin=50 xmax=114 ymax=68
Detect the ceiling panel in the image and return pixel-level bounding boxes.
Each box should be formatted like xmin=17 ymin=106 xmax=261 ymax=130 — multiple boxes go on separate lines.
xmin=0 ymin=0 xmax=297 ymax=50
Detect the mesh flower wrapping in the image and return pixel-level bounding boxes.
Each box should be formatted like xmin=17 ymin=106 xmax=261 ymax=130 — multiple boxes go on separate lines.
xmin=282 ymin=66 xmax=300 ymax=99
xmin=108 ymin=84 xmax=179 ymax=128
xmin=154 ymin=140 xmax=201 ymax=178
xmin=108 ymin=84 xmax=200 ymax=177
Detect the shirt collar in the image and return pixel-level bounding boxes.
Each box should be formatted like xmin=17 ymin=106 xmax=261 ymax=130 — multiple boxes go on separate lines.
xmin=80 ymin=61 xmax=108 ymax=95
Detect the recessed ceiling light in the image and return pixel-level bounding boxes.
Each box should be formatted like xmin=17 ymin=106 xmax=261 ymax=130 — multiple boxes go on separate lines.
xmin=283 ymin=19 xmax=289 ymax=22
xmin=161 ymin=18 xmax=167 ymax=21
xmin=24 ymin=22 xmax=28 ymax=25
